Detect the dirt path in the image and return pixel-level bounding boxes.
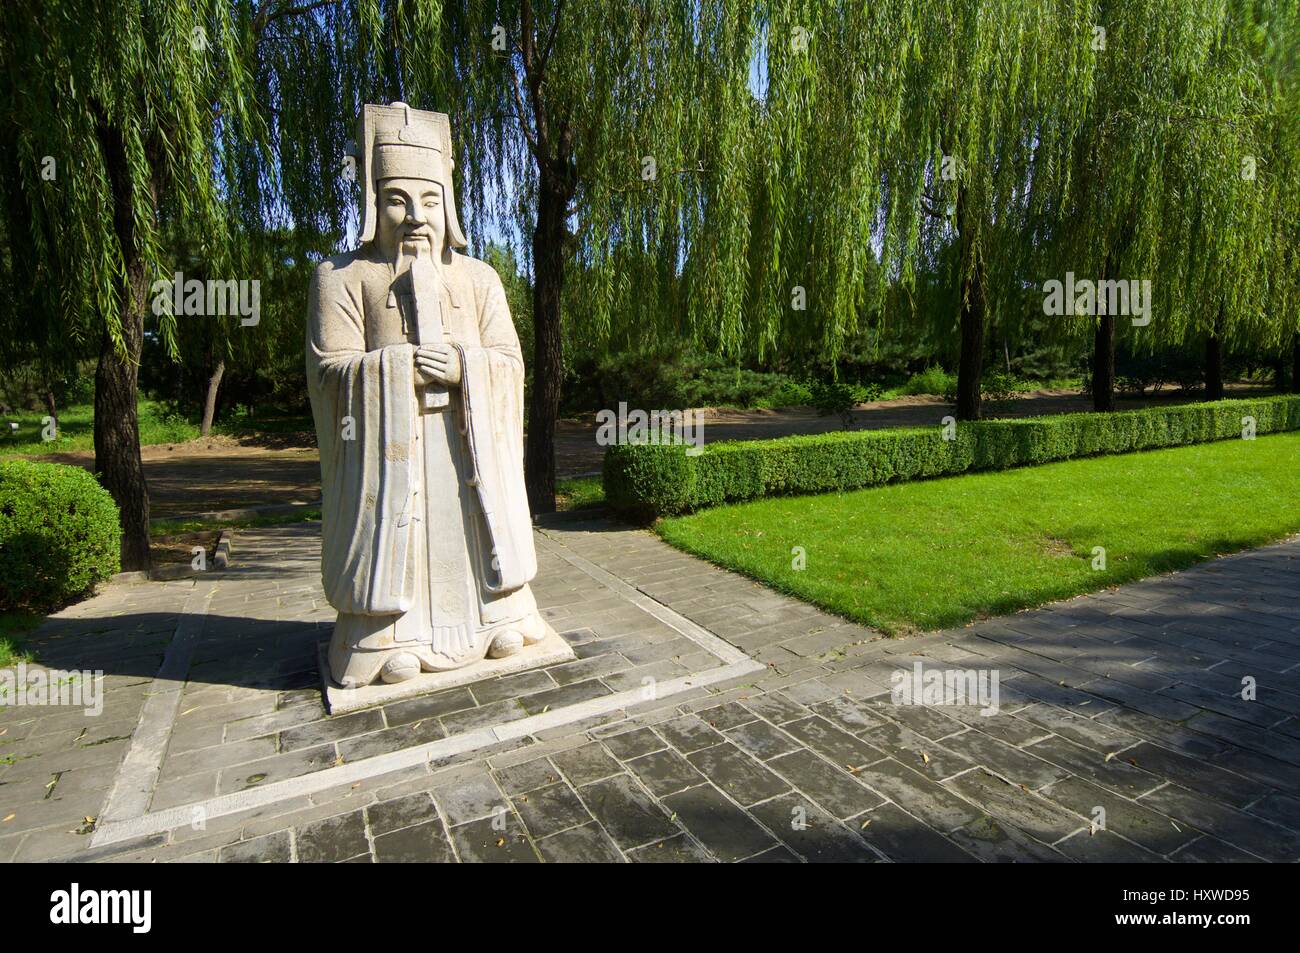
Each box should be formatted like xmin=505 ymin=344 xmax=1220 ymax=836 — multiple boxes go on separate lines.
xmin=38 ymin=386 xmax=1275 ymax=519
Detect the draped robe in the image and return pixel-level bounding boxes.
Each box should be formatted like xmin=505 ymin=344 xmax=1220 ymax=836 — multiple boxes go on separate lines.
xmin=306 ymin=246 xmax=539 ymax=674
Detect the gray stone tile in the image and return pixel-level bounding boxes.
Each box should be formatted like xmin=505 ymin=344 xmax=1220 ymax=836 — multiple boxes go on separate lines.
xmin=661 ymin=784 xmax=776 ymax=861
xmin=518 ymin=678 xmax=612 ymax=715
xmin=536 ymin=822 xmax=625 ymax=862
xmin=782 ymin=715 xmax=888 ymax=769
xmin=1052 ymin=827 xmax=1164 ymax=862
xmin=1024 ymin=736 xmax=1164 ymax=797
xmin=278 ymin=710 xmax=385 ymax=752
xmin=449 ymin=814 xmax=539 ymax=863
xmin=625 ymin=748 xmax=707 ymax=797
xmin=576 ymin=774 xmax=678 ymax=849
xmin=439 ymin=698 xmax=529 ymax=734
xmin=469 ymin=670 xmax=558 ymax=706
xmin=295 ymin=810 xmax=369 ymax=863
xmin=627 ymin=832 xmax=715 ymax=863
xmin=852 ymin=758 xmax=982 ymax=832
xmin=217 ymin=743 xmax=335 ymax=795
xmin=855 ymin=802 xmax=978 ymax=862
xmin=725 ymin=719 xmax=801 ymax=760
xmin=741 ymin=845 xmax=801 ymax=862
xmin=513 ymin=782 xmax=591 ymax=838
xmin=366 ymin=792 xmax=437 ymax=836
xmin=1169 ymin=834 xmax=1260 ymax=862
xmin=687 ymin=743 xmax=791 ymax=806
xmin=695 ymin=702 xmax=758 ymax=731
xmin=809 ymin=695 xmax=887 ymax=733
xmin=551 ymin=743 xmax=623 ymax=787
xmin=384 ymin=687 xmax=477 ymax=726
xmin=748 ymin=793 xmax=875 ymax=862
xmin=601 ymin=727 xmax=666 ymax=761
xmin=1137 ymin=783 xmax=1300 ymax=862
xmin=944 ymin=769 xmax=1084 ymax=845
xmin=494 ymin=757 xmax=561 ymax=795
xmin=1120 ymin=742 xmax=1263 ymax=808
xmin=435 ymin=775 xmax=508 ymax=827
xmin=947 ymin=815 xmax=1069 ymax=862
xmin=859 ymin=719 xmax=972 ymax=780
xmin=657 ymin=714 xmax=726 ymax=754
xmin=373 ymin=819 xmax=455 ymax=862
xmin=1039 ymin=775 xmax=1197 ymax=855
xmin=768 ymin=749 xmax=886 ymax=819
xmin=742 ymin=691 xmax=811 ymax=726
xmin=217 ymin=831 xmax=292 ymax=863
xmin=1245 ymin=792 xmax=1300 ymax=831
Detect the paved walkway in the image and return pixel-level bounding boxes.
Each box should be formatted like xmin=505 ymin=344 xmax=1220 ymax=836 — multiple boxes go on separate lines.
xmin=1 ymin=518 xmax=1297 ymax=863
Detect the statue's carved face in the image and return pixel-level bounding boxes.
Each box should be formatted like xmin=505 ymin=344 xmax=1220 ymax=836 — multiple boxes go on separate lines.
xmin=376 ymin=177 xmax=446 ymax=262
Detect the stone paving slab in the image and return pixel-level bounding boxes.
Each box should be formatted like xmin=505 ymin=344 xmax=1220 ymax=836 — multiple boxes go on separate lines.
xmin=1 ymin=516 xmax=1298 ymax=863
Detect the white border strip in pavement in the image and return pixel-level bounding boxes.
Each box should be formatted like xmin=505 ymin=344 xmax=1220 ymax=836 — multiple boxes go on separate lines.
xmin=88 ymin=658 xmax=763 ymax=848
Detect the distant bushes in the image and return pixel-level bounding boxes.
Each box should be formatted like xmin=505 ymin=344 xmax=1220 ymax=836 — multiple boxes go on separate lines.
xmin=563 ymin=346 xmax=815 ymax=413
xmin=0 ymin=460 xmax=121 ymax=609
xmin=901 ymin=366 xmax=956 ymax=397
xmin=604 ymin=395 xmax=1300 ymax=519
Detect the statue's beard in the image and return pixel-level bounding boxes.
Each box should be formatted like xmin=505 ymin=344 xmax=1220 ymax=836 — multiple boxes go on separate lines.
xmin=389 ymin=230 xmax=439 ymax=276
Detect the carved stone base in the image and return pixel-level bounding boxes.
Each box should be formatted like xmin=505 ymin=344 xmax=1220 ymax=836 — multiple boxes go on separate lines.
xmin=319 ymin=622 xmax=574 ymax=715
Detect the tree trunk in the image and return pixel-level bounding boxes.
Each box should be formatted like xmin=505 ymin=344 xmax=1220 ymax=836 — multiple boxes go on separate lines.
xmin=954 ymin=189 xmax=984 ymax=421
xmin=1273 ymin=355 xmax=1286 ymax=393
xmin=1204 ymin=300 xmax=1226 ymax=402
xmin=1293 ymin=332 xmax=1300 ymax=395
xmin=1092 ymin=314 xmax=1116 ymax=412
xmin=200 ymin=359 xmax=224 ymax=437
xmin=42 ymin=387 xmax=57 ymax=432
xmin=524 ymin=178 xmax=569 ymax=514
xmin=955 ymin=294 xmax=984 ymax=420
xmin=1205 ymin=335 xmax=1224 ymax=402
xmin=94 ymin=116 xmax=152 ymax=571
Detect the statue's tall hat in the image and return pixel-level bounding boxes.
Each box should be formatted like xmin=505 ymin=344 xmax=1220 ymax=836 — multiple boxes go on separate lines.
xmin=353 ymin=102 xmax=467 ymax=249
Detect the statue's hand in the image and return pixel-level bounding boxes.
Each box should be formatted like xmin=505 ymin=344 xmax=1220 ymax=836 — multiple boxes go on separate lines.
xmin=415 ymin=344 xmax=462 ymax=387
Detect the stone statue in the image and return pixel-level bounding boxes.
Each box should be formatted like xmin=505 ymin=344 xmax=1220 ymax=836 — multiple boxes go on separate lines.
xmin=307 ymin=103 xmax=547 ymax=689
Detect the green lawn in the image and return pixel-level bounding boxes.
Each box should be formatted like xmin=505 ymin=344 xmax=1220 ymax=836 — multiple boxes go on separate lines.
xmin=0 ymin=400 xmax=199 ymax=457
xmin=557 ymin=475 xmax=604 ymax=511
xmin=0 ymin=611 xmax=42 ymax=667
xmin=656 ymin=431 xmax=1300 ymax=634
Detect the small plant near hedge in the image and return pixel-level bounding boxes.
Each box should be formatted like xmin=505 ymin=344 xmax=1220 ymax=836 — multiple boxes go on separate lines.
xmin=0 ymin=460 xmax=121 ymax=609
xmin=604 ymin=395 xmax=1300 ymax=519
xmin=810 ymin=380 xmax=886 ymax=428
xmin=902 ymin=366 xmax=956 ymax=397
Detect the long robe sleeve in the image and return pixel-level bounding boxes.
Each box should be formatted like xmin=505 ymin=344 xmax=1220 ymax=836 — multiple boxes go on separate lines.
xmin=455 ymin=267 xmax=538 ymax=593
xmin=307 ymin=260 xmax=418 ymax=615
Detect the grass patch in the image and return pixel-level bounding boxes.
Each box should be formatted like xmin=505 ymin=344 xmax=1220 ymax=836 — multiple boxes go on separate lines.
xmin=557 ymin=476 xmax=604 ymax=511
xmin=0 ymin=611 xmax=43 ymax=667
xmin=0 ymin=400 xmax=198 ymax=457
xmin=150 ymin=507 xmax=322 ymax=537
xmin=656 ymin=431 xmax=1300 ymax=634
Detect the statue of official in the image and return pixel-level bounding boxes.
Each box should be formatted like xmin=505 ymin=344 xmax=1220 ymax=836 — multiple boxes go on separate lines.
xmin=307 ymin=103 xmax=546 ymax=688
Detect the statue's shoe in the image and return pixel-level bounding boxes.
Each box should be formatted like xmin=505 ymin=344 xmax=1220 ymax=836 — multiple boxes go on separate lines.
xmin=517 ymin=612 xmax=547 ymax=645
xmin=379 ymin=651 xmax=422 ymax=684
xmin=487 ymin=629 xmax=525 ymax=659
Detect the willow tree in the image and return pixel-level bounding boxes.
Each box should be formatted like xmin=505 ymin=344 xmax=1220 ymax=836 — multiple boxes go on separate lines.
xmin=0 ymin=1 xmax=265 ymax=569
xmin=1164 ymin=0 xmax=1300 ymax=400
xmin=1044 ymin=0 xmax=1297 ymax=410
xmin=883 ymin=0 xmax=1094 ymax=420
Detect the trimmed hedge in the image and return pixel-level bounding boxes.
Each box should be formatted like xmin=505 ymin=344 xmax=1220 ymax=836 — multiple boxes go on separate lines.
xmin=604 ymin=395 xmax=1300 ymax=519
xmin=0 ymin=460 xmax=121 ymax=609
